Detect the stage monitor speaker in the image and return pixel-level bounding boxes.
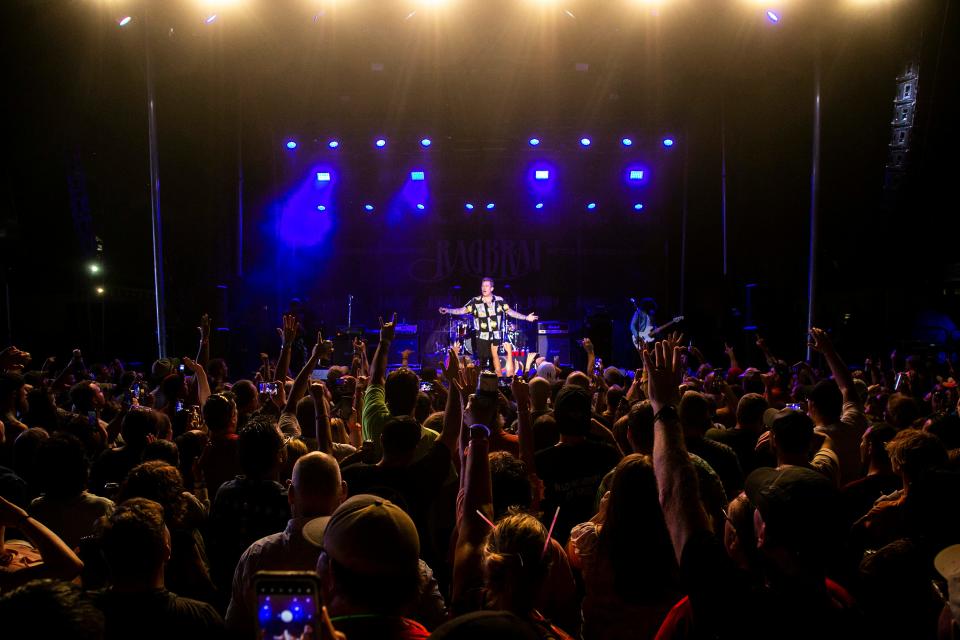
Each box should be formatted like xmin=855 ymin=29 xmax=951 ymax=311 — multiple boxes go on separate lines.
xmin=537 ymin=332 xmax=571 ymax=367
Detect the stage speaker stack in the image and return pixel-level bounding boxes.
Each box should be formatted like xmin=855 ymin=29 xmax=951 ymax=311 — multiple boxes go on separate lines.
xmin=388 ymin=323 xmax=419 ymax=368
xmin=537 ymin=321 xmax=571 ymax=367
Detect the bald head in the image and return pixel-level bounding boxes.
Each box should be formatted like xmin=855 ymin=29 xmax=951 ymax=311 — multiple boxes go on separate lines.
xmin=289 ymin=452 xmax=345 ymax=518
xmin=565 ymin=371 xmax=591 ymax=390
xmin=529 ymin=377 xmax=551 ymax=411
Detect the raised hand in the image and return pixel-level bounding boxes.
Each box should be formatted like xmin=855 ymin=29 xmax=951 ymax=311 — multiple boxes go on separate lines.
xmin=438 ymin=307 xmax=449 ymax=315
xmin=642 ymin=337 xmax=684 ymax=414
xmin=807 ymin=327 xmax=834 ymax=354
xmin=380 ymin=312 xmax=398 ymax=342
xmin=511 ymin=377 xmax=530 ymax=407
xmin=443 ymin=346 xmax=461 ymax=383
xmin=278 ymin=313 xmax=298 ymax=346
xmin=526 ymin=312 xmax=538 ymax=322
xmin=581 ymin=338 xmax=594 ymax=354
xmin=310 ymin=331 xmax=333 ymax=363
xmin=0 ymin=346 xmax=31 ymax=372
xmin=198 ymin=313 xmax=211 ymax=341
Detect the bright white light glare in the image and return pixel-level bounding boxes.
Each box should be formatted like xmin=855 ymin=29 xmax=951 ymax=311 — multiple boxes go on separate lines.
xmin=535 ymin=203 xmax=545 ymax=209
xmin=117 ymin=16 xmax=132 ymax=27
xmin=96 ymin=287 xmax=105 ymax=295
xmin=486 ymin=203 xmax=495 ymax=210
xmin=416 ymin=203 xmax=426 ymax=210
xmin=465 ymin=203 xmax=475 ymax=210
xmin=285 ymin=140 xmax=297 ymax=149
xmin=375 ymin=138 xmax=387 ymax=148
xmin=317 ymin=205 xmax=327 ymax=211
xmin=579 ymin=137 xmax=592 ymax=147
xmin=629 ymin=170 xmax=645 ymax=180
xmin=587 ymin=202 xmax=597 ymax=210
xmin=662 ymin=137 xmax=675 ymax=147
xmin=621 ymin=138 xmax=633 ymax=147
xmin=89 ymin=264 xmax=101 ymax=274
xmin=328 ymin=140 xmax=340 ymax=149
xmin=204 ymin=14 xmax=218 ymax=24
xmin=634 ymin=203 xmax=645 ymax=211
xmin=410 ymin=171 xmax=426 ymax=181
xmin=535 ymin=170 xmax=550 ymax=180
xmin=316 ymin=172 xmax=331 ymax=182
xmin=416 ymin=0 xmax=454 ymax=6
xmin=364 ymin=204 xmax=374 ymax=211
xmin=766 ymin=10 xmax=780 ymax=22
xmin=420 ymin=138 xmax=432 ymax=148
xmin=529 ymin=138 xmax=541 ymax=146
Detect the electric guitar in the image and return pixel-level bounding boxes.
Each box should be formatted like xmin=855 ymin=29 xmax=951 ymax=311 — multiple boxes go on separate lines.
xmin=632 ymin=316 xmax=685 ymax=348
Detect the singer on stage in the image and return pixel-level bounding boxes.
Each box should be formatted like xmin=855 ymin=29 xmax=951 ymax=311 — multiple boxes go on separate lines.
xmin=439 ymin=276 xmax=538 ymax=375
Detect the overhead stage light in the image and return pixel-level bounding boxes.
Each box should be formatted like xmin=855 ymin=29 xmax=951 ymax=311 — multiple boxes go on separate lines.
xmin=285 ymin=140 xmax=297 ymax=149
xmin=634 ymin=203 xmax=645 ymax=211
xmin=662 ymin=137 xmax=675 ymax=147
xmin=766 ymin=10 xmax=780 ymax=23
xmin=317 ymin=205 xmax=327 ymax=211
xmin=486 ymin=203 xmax=495 ymax=210
xmin=416 ymin=203 xmax=426 ymax=210
xmin=364 ymin=204 xmax=374 ymax=211
xmin=587 ymin=202 xmax=597 ymax=210
xmin=535 ymin=170 xmax=550 ymax=180
xmin=621 ymin=138 xmax=633 ymax=147
xmin=118 ymin=16 xmax=133 ymax=27
xmin=375 ymin=138 xmax=387 ymax=148
xmin=204 ymin=14 xmax=218 ymax=24
xmin=579 ymin=137 xmax=592 ymax=147
xmin=465 ymin=203 xmax=475 ymax=211
xmin=410 ymin=171 xmax=425 ymax=181
xmin=328 ymin=140 xmax=340 ymax=149
xmin=629 ymin=170 xmax=644 ymax=180
xmin=535 ymin=203 xmax=545 ymax=209
xmin=420 ymin=138 xmax=432 ymax=148
xmin=529 ymin=138 xmax=541 ymax=146
xmin=316 ymin=172 xmax=332 ymax=182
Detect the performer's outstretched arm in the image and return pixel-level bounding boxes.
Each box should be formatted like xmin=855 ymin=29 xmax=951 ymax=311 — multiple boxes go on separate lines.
xmin=439 ymin=305 xmax=470 ymax=315
xmin=504 ymin=305 xmax=538 ymax=322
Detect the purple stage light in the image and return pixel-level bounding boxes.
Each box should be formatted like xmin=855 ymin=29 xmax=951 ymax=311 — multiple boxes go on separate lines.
xmin=587 ymin=202 xmax=597 ymax=210
xmin=328 ymin=140 xmax=340 ymax=149
xmin=316 ymin=172 xmax=332 ymax=182
xmin=465 ymin=203 xmax=474 ymax=211
xmin=285 ymin=140 xmax=298 ymax=150
xmin=629 ymin=170 xmax=644 ymax=181
xmin=364 ymin=204 xmax=374 ymax=211
xmin=375 ymin=138 xmax=387 ymax=148
xmin=662 ymin=137 xmax=675 ymax=147
xmin=535 ymin=203 xmax=544 ymax=209
xmin=486 ymin=203 xmax=495 ymax=210
xmin=621 ymin=138 xmax=633 ymax=147
xmin=420 ymin=138 xmax=432 ymax=148
xmin=529 ymin=137 xmax=541 ymax=146
xmin=416 ymin=203 xmax=426 ymax=210
xmin=535 ymin=170 xmax=550 ymax=180
xmin=634 ymin=203 xmax=644 ymax=211
xmin=579 ymin=137 xmax=592 ymax=147
xmin=410 ymin=171 xmax=425 ymax=181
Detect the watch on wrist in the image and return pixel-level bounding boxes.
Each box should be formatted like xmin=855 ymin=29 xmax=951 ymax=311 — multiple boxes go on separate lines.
xmin=653 ymin=404 xmax=679 ymax=424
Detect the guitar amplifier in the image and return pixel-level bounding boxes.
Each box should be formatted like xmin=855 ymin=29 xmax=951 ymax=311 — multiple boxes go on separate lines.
xmin=537 ymin=321 xmax=569 ymax=335
xmin=536 ymin=321 xmax=571 ymax=367
xmin=395 ymin=324 xmax=418 ymax=335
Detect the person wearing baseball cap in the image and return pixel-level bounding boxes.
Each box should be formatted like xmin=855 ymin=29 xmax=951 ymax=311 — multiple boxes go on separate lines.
xmin=305 ymin=494 xmax=428 ymax=640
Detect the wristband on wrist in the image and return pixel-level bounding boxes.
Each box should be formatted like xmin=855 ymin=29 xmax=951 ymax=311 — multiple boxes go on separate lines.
xmin=468 ymin=423 xmax=491 ymax=437
xmin=653 ymin=405 xmax=679 ymax=424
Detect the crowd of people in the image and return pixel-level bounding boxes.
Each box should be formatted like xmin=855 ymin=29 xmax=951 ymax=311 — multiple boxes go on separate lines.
xmin=0 ymin=311 xmax=959 ymax=640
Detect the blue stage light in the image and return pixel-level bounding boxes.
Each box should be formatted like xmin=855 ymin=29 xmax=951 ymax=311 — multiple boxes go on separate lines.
xmin=486 ymin=203 xmax=495 ymax=210
xmin=535 ymin=203 xmax=544 ymax=210
xmin=621 ymin=138 xmax=633 ymax=147
xmin=410 ymin=171 xmax=425 ymax=181
xmin=316 ymin=172 xmax=332 ymax=182
xmin=375 ymin=138 xmax=387 ymax=148
xmin=285 ymin=140 xmax=297 ymax=149
xmin=416 ymin=203 xmax=426 ymax=210
xmin=662 ymin=137 xmax=675 ymax=147
xmin=766 ymin=10 xmax=780 ymax=23
xmin=364 ymin=204 xmax=374 ymax=211
xmin=316 ymin=205 xmax=327 ymax=211
xmin=535 ymin=170 xmax=550 ymax=180
xmin=465 ymin=203 xmax=474 ymax=210
xmin=629 ymin=170 xmax=644 ymax=181
xmin=579 ymin=137 xmax=592 ymax=147
xmin=587 ymin=202 xmax=597 ymax=210
xmin=328 ymin=140 xmax=340 ymax=149
xmin=420 ymin=138 xmax=432 ymax=148
xmin=529 ymin=138 xmax=541 ymax=146
xmin=634 ymin=203 xmax=644 ymax=211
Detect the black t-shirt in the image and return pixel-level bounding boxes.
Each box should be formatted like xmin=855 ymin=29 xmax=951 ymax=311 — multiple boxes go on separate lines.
xmin=840 ymin=472 xmax=902 ymax=525
xmin=686 ymin=436 xmax=744 ymax=497
xmin=341 ymin=441 xmax=454 ymax=566
xmin=534 ymin=441 xmax=622 ymax=545
xmin=705 ymin=427 xmax=760 ymax=476
xmin=92 ymin=588 xmax=225 ymax=640
xmin=208 ymin=476 xmax=290 ymax=591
